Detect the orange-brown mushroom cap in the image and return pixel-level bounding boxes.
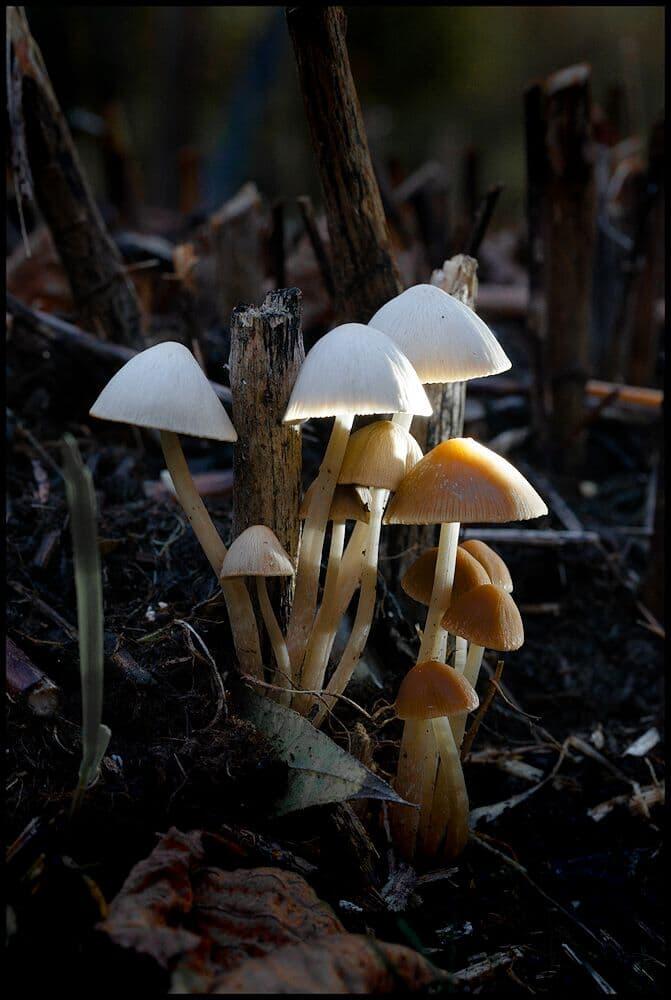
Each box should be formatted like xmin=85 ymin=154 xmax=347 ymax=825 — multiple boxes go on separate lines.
xmin=299 ymin=482 xmax=370 ymax=523
xmin=460 ymin=539 xmax=513 ymax=593
xmin=401 ymin=546 xmax=490 ymax=606
xmin=384 ymin=437 xmax=548 ymax=525
xmin=441 ymin=584 xmax=523 ymax=651
xmin=395 ymin=659 xmax=479 ymax=720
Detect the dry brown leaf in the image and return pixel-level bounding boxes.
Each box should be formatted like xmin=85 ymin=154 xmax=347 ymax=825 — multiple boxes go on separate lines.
xmin=204 ymin=933 xmax=449 ymax=994
xmin=99 ymin=827 xmax=344 ymax=990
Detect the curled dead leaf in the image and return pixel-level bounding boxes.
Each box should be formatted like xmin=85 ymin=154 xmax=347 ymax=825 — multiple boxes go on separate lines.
xmin=205 ymin=934 xmax=449 ymax=994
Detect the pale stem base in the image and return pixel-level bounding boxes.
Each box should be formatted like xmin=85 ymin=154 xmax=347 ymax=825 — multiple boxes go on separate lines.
xmin=256 ymin=577 xmax=292 ymax=706
xmin=312 ymin=488 xmax=386 ymax=725
xmin=452 ymin=643 xmax=484 ymax=746
xmin=292 ymin=520 xmax=345 ymax=712
xmin=424 ymin=715 xmax=470 ymax=860
xmin=285 ymin=414 xmax=354 ymax=676
xmin=160 ymin=431 xmax=262 ymax=678
xmin=389 ymin=718 xmax=433 ymax=861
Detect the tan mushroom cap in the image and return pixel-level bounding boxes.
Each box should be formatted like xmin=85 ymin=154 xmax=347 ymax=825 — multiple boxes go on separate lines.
xmin=299 ymin=482 xmax=371 ymax=523
xmin=283 ymin=323 xmax=432 ymax=423
xmin=441 ymin=584 xmax=524 ymax=651
xmin=338 ymin=420 xmax=422 ymax=491
xmin=460 ymin=539 xmax=513 ymax=593
xmin=89 ymin=341 xmax=237 ymax=442
xmin=401 ymin=546 xmax=490 ymax=606
xmin=369 ymin=283 xmax=511 ymax=384
xmin=395 ymin=659 xmax=479 ymax=720
xmin=384 ymin=438 xmax=548 ymax=526
xmin=220 ymin=525 xmax=294 ymax=579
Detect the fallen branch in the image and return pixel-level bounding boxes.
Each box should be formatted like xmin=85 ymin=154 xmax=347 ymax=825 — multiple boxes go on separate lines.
xmin=6 ymin=637 xmax=60 ymax=717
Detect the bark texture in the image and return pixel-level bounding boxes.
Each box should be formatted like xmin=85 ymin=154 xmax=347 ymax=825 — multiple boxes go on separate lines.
xmin=287 ymin=5 xmax=402 ymax=322
xmin=229 ymin=289 xmax=305 ymax=631
xmin=524 ymin=64 xmax=597 ymax=470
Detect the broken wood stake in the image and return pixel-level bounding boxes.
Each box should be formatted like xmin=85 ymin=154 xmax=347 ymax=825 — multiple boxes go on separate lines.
xmin=524 ymin=64 xmax=597 ymax=470
xmin=229 ymin=289 xmax=305 ymax=632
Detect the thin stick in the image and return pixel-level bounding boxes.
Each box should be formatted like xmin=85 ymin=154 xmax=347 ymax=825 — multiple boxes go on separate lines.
xmin=461 ymin=659 xmax=504 ymax=760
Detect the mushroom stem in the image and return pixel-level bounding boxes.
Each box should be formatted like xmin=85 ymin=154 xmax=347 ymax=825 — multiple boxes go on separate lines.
xmin=452 ymin=643 xmax=484 ymax=746
xmin=312 ymin=488 xmax=386 ymax=725
xmin=418 ymin=521 xmax=460 ymax=662
xmin=389 ymin=719 xmax=434 ymax=861
xmin=392 ymin=412 xmax=414 ymax=433
xmin=159 ymin=431 xmax=262 ymax=678
xmin=255 ymin=577 xmax=292 ymax=706
xmin=285 ymin=414 xmax=354 ymax=675
xmin=292 ymin=520 xmax=345 ymax=711
xmin=454 ymin=636 xmax=468 ymax=670
xmin=425 ymin=715 xmax=470 ymax=860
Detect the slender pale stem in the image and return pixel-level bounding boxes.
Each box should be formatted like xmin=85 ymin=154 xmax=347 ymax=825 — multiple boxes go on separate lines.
xmin=312 ymin=488 xmax=385 ymax=725
xmin=415 ymin=722 xmax=439 ymax=858
xmin=389 ymin=719 xmax=430 ymax=862
xmin=255 ymin=577 xmax=291 ymax=706
xmin=418 ymin=521 xmax=460 ymax=662
xmin=424 ymin=715 xmax=470 ymax=861
xmin=160 ymin=431 xmax=262 ymax=678
xmin=332 ymin=519 xmax=368 ymax=616
xmin=454 ymin=636 xmax=468 ymax=671
xmin=285 ymin=414 xmax=354 ymax=676
xmin=292 ymin=520 xmax=345 ymax=711
xmin=392 ymin=412 xmax=413 ymax=432
xmin=451 ymin=643 xmax=484 ymax=746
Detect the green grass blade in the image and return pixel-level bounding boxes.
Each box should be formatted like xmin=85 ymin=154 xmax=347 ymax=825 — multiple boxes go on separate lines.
xmin=61 ymin=433 xmax=111 ymax=804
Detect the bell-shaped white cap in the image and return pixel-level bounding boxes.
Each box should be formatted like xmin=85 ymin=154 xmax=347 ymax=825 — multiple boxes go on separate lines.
xmin=283 ymin=323 xmax=432 ymax=423
xmin=220 ymin=525 xmax=295 ymax=578
xmin=369 ymin=284 xmax=511 ymax=384
xmin=89 ymin=341 xmax=237 ymax=442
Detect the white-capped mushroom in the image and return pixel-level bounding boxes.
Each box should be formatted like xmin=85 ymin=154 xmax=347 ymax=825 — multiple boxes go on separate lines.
xmin=89 ymin=342 xmax=262 ymax=677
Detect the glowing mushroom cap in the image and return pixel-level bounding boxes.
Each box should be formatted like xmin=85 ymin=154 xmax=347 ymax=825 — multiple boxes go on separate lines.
xmin=220 ymin=525 xmax=294 ymax=579
xmin=299 ymin=482 xmax=370 ymax=523
xmin=460 ymin=539 xmax=513 ymax=593
xmin=89 ymin=341 xmax=237 ymax=442
xmin=401 ymin=546 xmax=490 ymax=606
xmin=384 ymin=438 xmax=548 ymax=526
xmin=339 ymin=420 xmax=422 ymax=491
xmin=369 ymin=283 xmax=511 ymax=384
xmin=441 ymin=584 xmax=523 ymax=651
xmin=395 ymin=659 xmax=479 ymax=720
xmin=282 ymin=323 xmax=432 ymax=423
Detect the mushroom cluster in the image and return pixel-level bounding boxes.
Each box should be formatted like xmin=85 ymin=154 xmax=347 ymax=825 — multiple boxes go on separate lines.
xmin=89 ymin=281 xmax=547 ymax=866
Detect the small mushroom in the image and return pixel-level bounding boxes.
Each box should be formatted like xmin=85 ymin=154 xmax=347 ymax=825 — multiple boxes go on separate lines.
xmin=442 ymin=583 xmax=523 ymax=745
xmin=282 ymin=323 xmax=431 ymax=680
xmin=385 ymin=438 xmax=546 ymax=663
xmin=221 ymin=526 xmax=295 ymax=705
xmin=460 ymin=539 xmax=513 ymax=592
xmin=89 ymin=341 xmax=262 ymax=677
xmin=391 ymin=659 xmax=479 ymax=863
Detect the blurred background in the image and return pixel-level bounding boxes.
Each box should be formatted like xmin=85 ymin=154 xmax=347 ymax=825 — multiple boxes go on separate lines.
xmin=23 ymin=5 xmax=665 ymax=221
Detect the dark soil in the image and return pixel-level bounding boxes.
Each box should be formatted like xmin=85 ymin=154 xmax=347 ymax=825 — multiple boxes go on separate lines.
xmin=6 ymin=365 xmax=664 ymax=994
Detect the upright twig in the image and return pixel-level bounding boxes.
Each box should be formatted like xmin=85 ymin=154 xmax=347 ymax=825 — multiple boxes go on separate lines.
xmin=6 ymin=7 xmax=143 ymax=349
xmin=286 ymin=5 xmax=402 ymax=321
xmin=524 ymin=64 xmax=597 ymax=470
